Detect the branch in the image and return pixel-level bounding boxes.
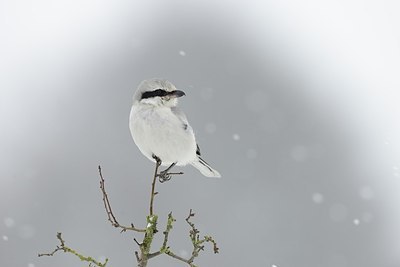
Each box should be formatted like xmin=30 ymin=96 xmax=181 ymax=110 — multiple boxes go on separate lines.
xmin=186 ymin=209 xmax=219 ymax=262
xmin=149 ymin=158 xmax=161 ymax=216
xmin=40 ymin=163 xmax=219 ymax=267
xmin=98 ymin=165 xmax=146 ymax=233
xmin=161 ymin=212 xmax=175 ymax=251
xmin=38 ymin=232 xmax=109 ymax=267
xmin=149 ymin=209 xmax=219 ymax=267
xmin=147 ymin=212 xmax=175 ymax=260
xmin=136 ymin=214 xmax=158 ymax=267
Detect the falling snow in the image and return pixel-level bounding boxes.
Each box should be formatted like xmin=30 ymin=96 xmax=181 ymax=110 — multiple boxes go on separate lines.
xmin=312 ymin=193 xmax=324 ymax=204
xmin=4 ymin=217 xmax=15 ymax=228
xmin=1 ymin=2 xmax=399 ymax=267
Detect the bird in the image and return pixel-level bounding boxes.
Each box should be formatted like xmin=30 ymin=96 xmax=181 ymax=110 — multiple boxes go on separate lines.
xmin=129 ymin=78 xmax=221 ymax=181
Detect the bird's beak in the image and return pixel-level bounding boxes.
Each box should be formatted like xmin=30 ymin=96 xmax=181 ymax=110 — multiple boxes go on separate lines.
xmin=169 ymin=90 xmax=186 ymax=98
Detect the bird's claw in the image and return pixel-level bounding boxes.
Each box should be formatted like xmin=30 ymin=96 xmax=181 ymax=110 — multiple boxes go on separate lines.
xmin=158 ymin=171 xmax=172 ymax=183
xmin=157 ymin=171 xmax=184 ymax=183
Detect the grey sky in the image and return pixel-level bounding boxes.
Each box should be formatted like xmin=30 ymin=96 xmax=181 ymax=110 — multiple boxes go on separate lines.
xmin=1 ymin=1 xmax=400 ymax=267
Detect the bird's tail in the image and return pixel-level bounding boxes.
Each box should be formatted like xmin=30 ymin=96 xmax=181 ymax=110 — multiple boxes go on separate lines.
xmin=191 ymin=156 xmax=221 ymax=178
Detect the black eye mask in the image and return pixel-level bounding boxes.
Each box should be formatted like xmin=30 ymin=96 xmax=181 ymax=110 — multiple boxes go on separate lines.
xmin=141 ymin=89 xmax=169 ymax=100
xmin=141 ymin=89 xmax=185 ymax=100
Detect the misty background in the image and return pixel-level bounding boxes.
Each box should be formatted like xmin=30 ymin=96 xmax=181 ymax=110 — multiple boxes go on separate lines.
xmin=1 ymin=1 xmax=400 ymax=266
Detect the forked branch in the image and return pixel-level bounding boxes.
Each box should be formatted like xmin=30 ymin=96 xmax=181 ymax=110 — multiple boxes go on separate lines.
xmin=38 ymin=232 xmax=109 ymax=267
xmin=99 ymin=165 xmax=146 ymax=233
xmin=39 ymin=162 xmax=218 ymax=267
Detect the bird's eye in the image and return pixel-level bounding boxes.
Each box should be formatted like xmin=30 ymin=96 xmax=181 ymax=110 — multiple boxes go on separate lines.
xmin=155 ymin=89 xmax=167 ymax=96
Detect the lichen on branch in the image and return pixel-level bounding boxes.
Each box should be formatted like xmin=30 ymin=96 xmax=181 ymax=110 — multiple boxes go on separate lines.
xmin=39 ymin=162 xmax=218 ymax=267
xmin=38 ymin=232 xmax=109 ymax=267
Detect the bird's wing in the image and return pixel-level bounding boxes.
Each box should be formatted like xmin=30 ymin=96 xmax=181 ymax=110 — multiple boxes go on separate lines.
xmin=171 ymin=106 xmax=191 ymax=131
xmin=196 ymin=144 xmax=201 ymax=156
xmin=171 ymin=107 xmax=202 ymax=156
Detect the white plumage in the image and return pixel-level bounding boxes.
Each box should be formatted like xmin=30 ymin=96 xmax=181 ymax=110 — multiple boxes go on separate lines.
xmin=129 ymin=78 xmax=221 ymax=178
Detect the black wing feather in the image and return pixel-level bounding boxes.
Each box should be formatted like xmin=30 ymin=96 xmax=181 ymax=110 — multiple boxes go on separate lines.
xmin=196 ymin=144 xmax=201 ymax=156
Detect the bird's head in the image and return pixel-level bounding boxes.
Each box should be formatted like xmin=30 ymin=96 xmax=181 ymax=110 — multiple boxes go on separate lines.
xmin=133 ymin=78 xmax=185 ymax=108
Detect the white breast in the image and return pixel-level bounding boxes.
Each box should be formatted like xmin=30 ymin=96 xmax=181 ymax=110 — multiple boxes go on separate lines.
xmin=129 ymin=105 xmax=197 ymax=166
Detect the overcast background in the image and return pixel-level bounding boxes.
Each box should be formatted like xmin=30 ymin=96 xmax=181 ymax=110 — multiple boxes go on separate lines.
xmin=1 ymin=1 xmax=400 ymax=267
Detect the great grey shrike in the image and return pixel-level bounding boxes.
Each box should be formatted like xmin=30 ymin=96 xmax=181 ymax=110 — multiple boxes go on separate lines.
xmin=129 ymin=78 xmax=221 ymax=180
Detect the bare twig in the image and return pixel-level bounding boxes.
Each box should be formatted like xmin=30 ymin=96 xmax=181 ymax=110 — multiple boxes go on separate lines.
xmin=135 ymin=251 xmax=140 ymax=262
xmin=38 ymin=232 xmax=109 ymax=267
xmin=149 ymin=209 xmax=219 ymax=267
xmin=38 ymin=232 xmax=65 ymax=257
xmin=98 ymin=165 xmax=146 ymax=233
xmin=150 ymin=159 xmax=161 ymax=216
xmin=40 ymin=164 xmax=218 ymax=267
xmin=185 ymin=209 xmax=219 ymax=264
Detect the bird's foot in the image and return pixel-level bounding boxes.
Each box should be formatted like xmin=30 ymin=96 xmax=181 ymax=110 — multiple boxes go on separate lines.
xmin=152 ymin=154 xmax=162 ymax=166
xmin=157 ymin=170 xmax=172 ymax=183
xmin=157 ymin=171 xmax=184 ymax=183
